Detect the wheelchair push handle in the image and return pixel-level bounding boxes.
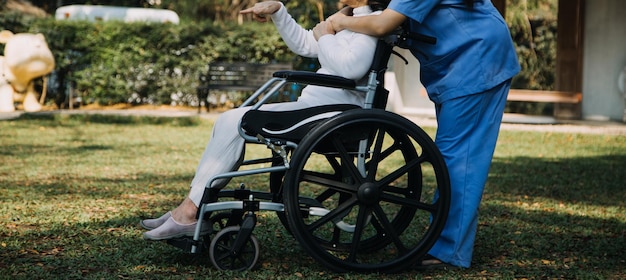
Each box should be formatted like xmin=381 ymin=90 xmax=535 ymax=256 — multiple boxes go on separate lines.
xmin=402 ymin=31 xmax=437 ymax=45
xmin=388 ymin=30 xmax=437 ymax=62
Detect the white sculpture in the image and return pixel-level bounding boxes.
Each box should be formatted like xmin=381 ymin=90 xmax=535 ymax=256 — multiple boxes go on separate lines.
xmin=0 ymin=30 xmax=55 ymax=112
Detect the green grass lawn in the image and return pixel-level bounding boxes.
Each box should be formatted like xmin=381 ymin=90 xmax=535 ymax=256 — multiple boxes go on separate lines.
xmin=1 ymin=113 xmax=624 ymax=279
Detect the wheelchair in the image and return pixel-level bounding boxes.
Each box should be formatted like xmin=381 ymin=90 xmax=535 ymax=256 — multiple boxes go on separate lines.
xmin=165 ymin=31 xmax=451 ymax=273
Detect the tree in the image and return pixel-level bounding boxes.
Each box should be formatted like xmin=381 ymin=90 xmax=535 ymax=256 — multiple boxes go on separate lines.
xmin=21 ymin=0 xmax=336 ymax=27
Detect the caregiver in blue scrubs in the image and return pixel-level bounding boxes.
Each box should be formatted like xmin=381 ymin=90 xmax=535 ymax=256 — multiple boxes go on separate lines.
xmin=329 ymin=0 xmax=520 ymax=269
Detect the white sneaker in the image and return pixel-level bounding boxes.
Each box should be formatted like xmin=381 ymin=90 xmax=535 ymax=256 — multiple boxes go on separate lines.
xmin=139 ymin=211 xmax=171 ymax=230
xmin=142 ymin=217 xmax=211 ymax=240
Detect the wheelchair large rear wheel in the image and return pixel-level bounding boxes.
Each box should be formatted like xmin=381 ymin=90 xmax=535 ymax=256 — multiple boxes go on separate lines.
xmin=283 ymin=109 xmax=450 ymax=273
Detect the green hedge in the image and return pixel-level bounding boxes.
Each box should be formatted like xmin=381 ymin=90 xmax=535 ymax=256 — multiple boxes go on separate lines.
xmin=1 ymin=11 xmax=556 ymax=110
xmin=2 ymin=14 xmax=297 ymax=107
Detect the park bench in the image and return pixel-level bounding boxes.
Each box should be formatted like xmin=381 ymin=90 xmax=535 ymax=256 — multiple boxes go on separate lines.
xmin=196 ymin=62 xmax=293 ymax=113
xmin=507 ymin=89 xmax=582 ymax=119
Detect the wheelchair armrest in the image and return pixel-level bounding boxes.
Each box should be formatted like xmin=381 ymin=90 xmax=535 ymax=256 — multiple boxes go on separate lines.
xmin=273 ymin=70 xmax=357 ymax=89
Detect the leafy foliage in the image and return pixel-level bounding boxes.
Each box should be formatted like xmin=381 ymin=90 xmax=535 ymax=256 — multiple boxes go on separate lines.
xmin=9 ymin=16 xmax=295 ymax=107
xmin=508 ymin=0 xmax=557 ymax=91
xmin=1 ymin=0 xmax=560 ymax=112
xmin=506 ymin=0 xmax=559 ymax=115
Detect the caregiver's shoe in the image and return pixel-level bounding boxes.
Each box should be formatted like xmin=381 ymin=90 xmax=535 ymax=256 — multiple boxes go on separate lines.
xmin=414 ymin=254 xmax=458 ymax=271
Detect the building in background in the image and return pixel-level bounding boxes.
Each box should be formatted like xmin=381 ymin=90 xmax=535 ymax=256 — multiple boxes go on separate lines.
xmin=388 ymin=0 xmax=626 ymax=123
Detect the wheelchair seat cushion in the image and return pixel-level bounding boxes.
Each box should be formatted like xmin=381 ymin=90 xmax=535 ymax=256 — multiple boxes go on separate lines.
xmin=241 ymin=104 xmax=361 ymax=143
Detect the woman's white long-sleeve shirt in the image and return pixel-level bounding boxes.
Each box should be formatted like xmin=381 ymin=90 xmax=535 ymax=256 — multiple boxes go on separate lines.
xmin=270 ymin=4 xmax=381 ymax=103
xmin=188 ymin=5 xmax=382 ymax=204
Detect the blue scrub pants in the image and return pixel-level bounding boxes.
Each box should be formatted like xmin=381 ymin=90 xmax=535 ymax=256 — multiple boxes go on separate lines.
xmin=428 ymin=79 xmax=511 ymax=268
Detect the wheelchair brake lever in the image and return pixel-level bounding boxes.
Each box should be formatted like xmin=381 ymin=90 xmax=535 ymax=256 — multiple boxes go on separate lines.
xmin=256 ymin=134 xmax=290 ymax=169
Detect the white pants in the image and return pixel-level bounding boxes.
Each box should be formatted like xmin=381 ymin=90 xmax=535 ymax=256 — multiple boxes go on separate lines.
xmin=188 ymin=88 xmax=365 ymax=206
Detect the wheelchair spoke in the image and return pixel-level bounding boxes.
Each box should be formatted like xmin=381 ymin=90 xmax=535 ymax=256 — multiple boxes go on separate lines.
xmin=380 ymin=192 xmax=437 ymax=212
xmin=374 ymin=155 xmax=424 ymax=189
xmin=307 ymin=196 xmax=358 ymax=232
xmin=376 ymin=140 xmax=401 ymax=161
xmin=330 ymin=136 xmax=365 ymax=184
xmin=371 ymin=204 xmax=408 ymax=254
xmin=325 ymin=154 xmax=342 ymax=174
xmin=347 ymin=205 xmax=372 ymax=262
xmin=300 ymin=171 xmax=357 ymax=193
xmin=366 ymin=128 xmax=386 ymax=181
xmin=315 ymin=188 xmax=338 ymax=204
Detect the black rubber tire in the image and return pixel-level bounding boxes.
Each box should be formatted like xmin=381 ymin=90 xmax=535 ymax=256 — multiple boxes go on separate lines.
xmin=283 ymin=109 xmax=450 ymax=273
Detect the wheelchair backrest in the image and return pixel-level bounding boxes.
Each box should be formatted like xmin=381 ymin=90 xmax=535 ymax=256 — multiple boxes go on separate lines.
xmin=368 ymin=37 xmax=395 ymax=110
xmin=240 ymin=30 xmax=435 ymax=144
xmin=366 ymin=30 xmax=436 ymax=109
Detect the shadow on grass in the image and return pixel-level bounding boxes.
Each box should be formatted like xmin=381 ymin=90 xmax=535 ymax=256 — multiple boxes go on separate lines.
xmin=475 ymin=203 xmax=625 ymax=278
xmin=0 ymin=171 xmax=197 ymax=203
xmin=3 ymin=203 xmax=623 ymax=279
xmin=489 ymin=155 xmax=626 ymax=207
xmin=471 ymin=154 xmax=626 ymax=278
xmin=0 ymin=142 xmax=114 ymax=157
xmin=2 ymin=116 xmax=624 ymax=278
xmin=0 ymin=215 xmax=316 ymax=279
xmin=13 ymin=111 xmax=203 ymax=126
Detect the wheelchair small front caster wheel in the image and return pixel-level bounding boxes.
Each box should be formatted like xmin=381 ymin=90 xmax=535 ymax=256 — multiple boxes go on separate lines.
xmin=209 ymin=226 xmax=260 ymax=271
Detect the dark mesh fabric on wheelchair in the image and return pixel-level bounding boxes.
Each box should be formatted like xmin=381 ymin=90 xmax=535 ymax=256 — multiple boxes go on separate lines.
xmin=241 ymin=104 xmax=360 ymax=143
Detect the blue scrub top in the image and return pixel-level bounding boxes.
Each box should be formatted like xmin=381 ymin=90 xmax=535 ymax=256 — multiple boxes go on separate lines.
xmin=388 ymin=0 xmax=521 ymax=104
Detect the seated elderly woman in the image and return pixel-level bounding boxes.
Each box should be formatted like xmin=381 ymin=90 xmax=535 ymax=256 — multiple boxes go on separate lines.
xmin=140 ymin=0 xmax=389 ymax=240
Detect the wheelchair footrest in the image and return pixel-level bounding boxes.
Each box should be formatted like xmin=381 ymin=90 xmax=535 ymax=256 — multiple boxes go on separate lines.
xmin=166 ymin=237 xmax=205 ymax=253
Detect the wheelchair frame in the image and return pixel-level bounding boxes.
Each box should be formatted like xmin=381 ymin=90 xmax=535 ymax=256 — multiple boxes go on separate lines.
xmin=165 ymin=31 xmax=451 ymax=273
